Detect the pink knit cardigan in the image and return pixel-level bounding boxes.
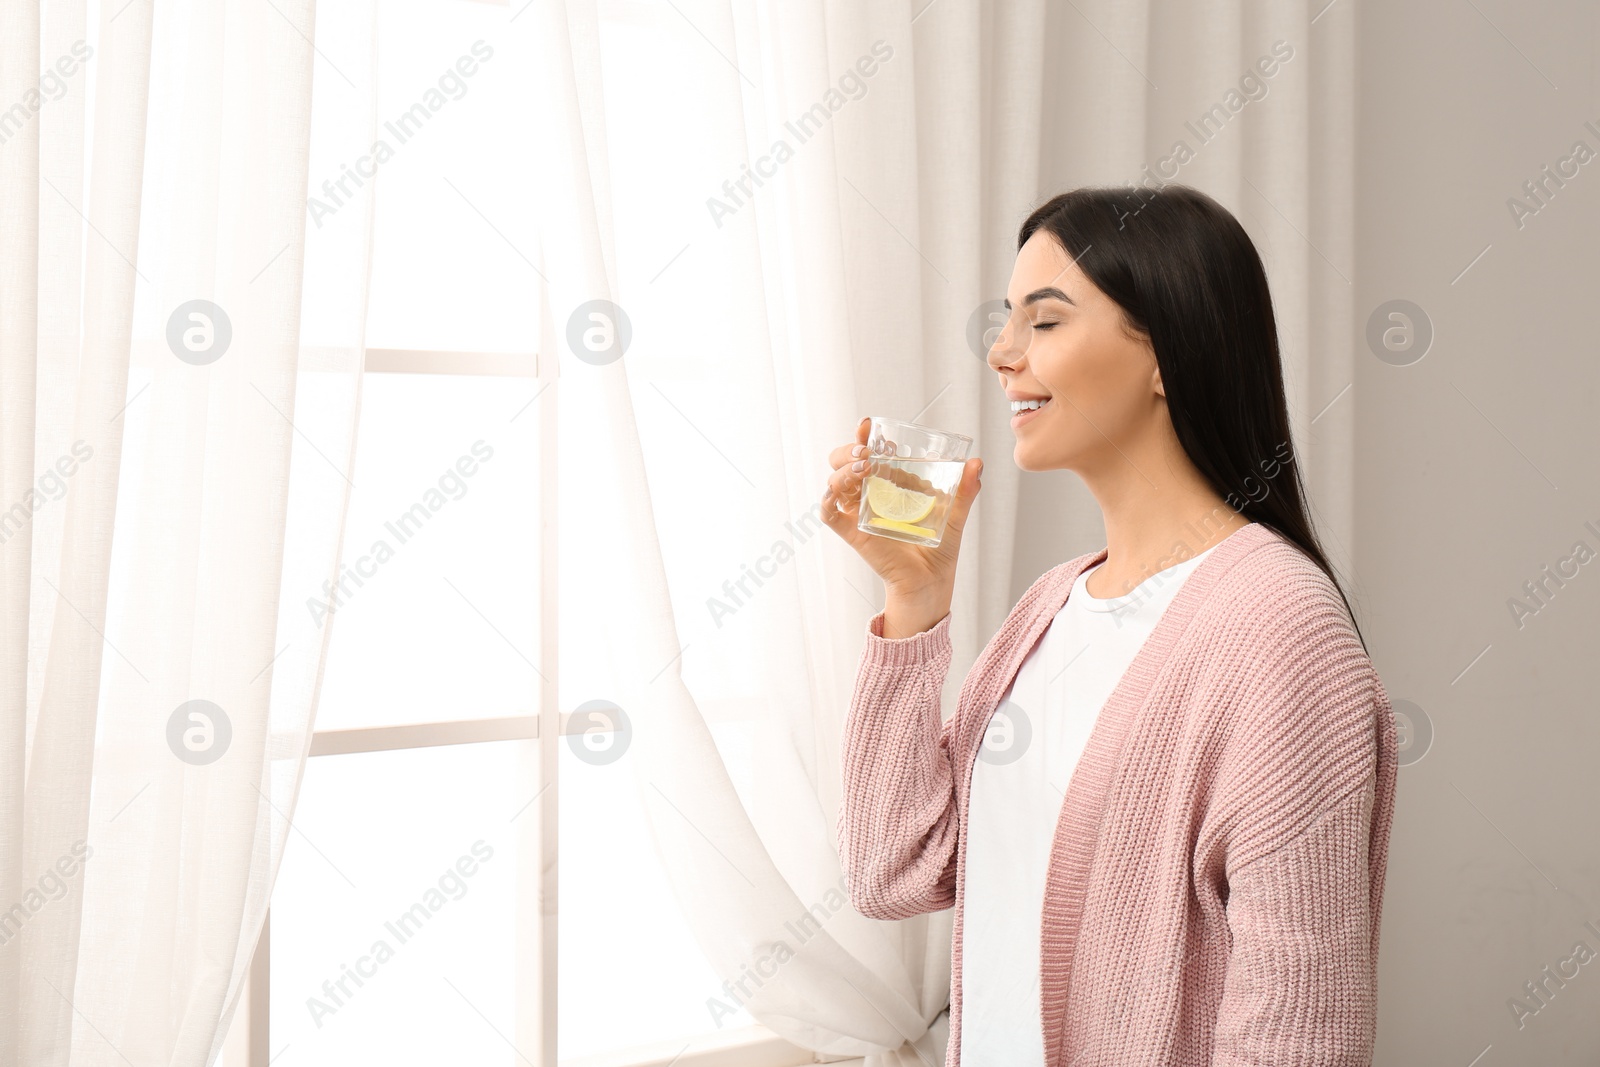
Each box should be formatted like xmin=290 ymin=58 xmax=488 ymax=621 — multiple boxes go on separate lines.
xmin=835 ymin=522 xmax=1398 ymax=1066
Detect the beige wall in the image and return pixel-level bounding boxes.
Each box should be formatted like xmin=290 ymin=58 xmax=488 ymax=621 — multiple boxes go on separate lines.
xmin=1355 ymin=2 xmax=1600 ymax=1064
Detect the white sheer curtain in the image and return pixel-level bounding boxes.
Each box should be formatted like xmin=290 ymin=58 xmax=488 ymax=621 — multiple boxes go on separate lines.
xmin=0 ymin=0 xmax=374 ymax=1063
xmin=532 ymin=1 xmax=1353 ymax=1064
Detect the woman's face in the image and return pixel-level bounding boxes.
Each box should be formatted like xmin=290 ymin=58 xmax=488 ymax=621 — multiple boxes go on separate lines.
xmin=989 ymin=230 xmax=1163 ymax=474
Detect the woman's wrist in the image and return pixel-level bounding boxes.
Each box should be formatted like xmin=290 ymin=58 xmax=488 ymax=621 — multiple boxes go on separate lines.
xmin=881 ymin=589 xmax=951 ymax=639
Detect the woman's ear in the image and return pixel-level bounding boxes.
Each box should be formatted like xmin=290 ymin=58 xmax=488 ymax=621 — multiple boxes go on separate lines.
xmin=1152 ymin=363 xmax=1166 ymax=399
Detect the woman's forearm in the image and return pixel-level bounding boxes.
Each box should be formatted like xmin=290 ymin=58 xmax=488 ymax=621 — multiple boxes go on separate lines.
xmin=882 ymin=588 xmax=952 ymax=639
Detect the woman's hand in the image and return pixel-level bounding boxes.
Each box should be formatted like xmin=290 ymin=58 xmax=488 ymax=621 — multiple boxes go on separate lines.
xmin=820 ymin=417 xmax=983 ymax=636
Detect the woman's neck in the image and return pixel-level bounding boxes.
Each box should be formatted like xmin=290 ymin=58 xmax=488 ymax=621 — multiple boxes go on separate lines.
xmin=1081 ymin=453 xmax=1252 ymax=599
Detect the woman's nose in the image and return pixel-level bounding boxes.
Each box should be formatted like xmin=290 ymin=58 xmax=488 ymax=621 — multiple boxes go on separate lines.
xmin=987 ymin=317 xmax=1027 ymax=368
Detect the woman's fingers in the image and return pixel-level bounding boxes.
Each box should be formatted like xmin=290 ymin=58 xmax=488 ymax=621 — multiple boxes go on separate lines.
xmin=839 ymin=454 xmax=870 ymax=492
xmin=825 ymin=417 xmax=872 ymax=470
xmin=826 ymin=439 xmax=873 ymax=504
xmin=826 ymin=440 xmax=867 ymax=471
xmin=820 ymin=476 xmax=866 ymax=543
xmin=822 ymin=422 xmax=874 ymax=542
xmin=943 ymin=457 xmax=984 ymax=535
xmin=825 ymin=463 xmax=865 ymax=514
xmin=821 ymin=417 xmax=877 ymax=541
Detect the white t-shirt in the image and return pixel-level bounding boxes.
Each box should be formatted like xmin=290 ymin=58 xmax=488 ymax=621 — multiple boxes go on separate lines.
xmin=959 ymin=543 xmax=1219 ymax=1064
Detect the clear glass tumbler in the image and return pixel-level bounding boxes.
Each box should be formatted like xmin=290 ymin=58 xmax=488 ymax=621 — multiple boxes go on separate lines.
xmin=855 ymin=417 xmax=974 ymax=548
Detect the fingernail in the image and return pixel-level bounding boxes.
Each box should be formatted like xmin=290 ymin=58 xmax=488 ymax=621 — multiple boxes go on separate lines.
xmin=852 ymin=460 xmax=866 ymax=472
xmin=851 ymin=445 xmax=865 ymax=458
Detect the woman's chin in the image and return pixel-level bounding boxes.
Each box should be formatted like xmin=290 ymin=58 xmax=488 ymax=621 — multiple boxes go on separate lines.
xmin=1013 ymin=439 xmax=1075 ymax=473
xmin=1013 ymin=442 xmax=1047 ymax=472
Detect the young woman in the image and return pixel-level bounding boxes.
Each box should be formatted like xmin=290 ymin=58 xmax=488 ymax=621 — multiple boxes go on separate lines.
xmin=820 ymin=185 xmax=1397 ymax=1067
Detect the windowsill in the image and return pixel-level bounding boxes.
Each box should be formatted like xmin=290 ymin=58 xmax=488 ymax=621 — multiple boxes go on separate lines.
xmin=557 ymin=1024 xmax=868 ymax=1067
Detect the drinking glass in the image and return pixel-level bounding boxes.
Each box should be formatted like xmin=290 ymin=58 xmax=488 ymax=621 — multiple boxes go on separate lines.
xmin=855 ymin=417 xmax=974 ymax=548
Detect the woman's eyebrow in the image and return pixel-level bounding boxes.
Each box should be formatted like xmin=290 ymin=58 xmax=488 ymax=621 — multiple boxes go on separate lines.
xmin=1002 ymin=286 xmax=1075 ymax=310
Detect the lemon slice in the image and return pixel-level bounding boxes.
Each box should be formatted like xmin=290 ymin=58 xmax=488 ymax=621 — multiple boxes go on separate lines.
xmin=864 ymin=475 xmax=937 ymax=523
xmin=868 ymin=517 xmax=938 ymax=539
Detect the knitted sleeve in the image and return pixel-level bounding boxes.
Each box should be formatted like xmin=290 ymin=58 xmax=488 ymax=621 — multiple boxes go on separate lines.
xmin=1212 ymin=777 xmax=1381 ymax=1065
xmin=1208 ymin=588 xmax=1398 ymax=1066
xmin=835 ymin=609 xmax=960 ymax=921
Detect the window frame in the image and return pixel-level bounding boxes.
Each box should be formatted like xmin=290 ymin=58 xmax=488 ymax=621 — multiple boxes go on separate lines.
xmin=240 ymin=348 xmax=817 ymax=1067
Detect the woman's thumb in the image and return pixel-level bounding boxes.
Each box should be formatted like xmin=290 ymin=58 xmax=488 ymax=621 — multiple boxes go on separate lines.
xmin=947 ymin=457 xmax=984 ymax=529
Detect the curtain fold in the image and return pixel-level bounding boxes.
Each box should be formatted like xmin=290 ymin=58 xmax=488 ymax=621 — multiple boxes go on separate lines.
xmin=534 ymin=0 xmax=1353 ymax=1063
xmin=0 ymin=0 xmax=376 ymax=1063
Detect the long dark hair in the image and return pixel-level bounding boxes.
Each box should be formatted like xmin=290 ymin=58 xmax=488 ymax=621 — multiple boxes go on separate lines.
xmin=1017 ymin=183 xmax=1365 ymax=651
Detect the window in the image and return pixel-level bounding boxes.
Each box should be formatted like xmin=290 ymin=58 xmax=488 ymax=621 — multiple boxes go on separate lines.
xmin=208 ymin=2 xmax=823 ymax=1065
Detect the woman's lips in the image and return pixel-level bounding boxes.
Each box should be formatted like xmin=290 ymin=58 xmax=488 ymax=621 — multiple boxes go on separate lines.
xmin=1011 ymin=398 xmax=1051 ymax=427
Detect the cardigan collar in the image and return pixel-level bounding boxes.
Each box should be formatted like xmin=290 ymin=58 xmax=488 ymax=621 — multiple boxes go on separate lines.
xmin=960 ymin=520 xmax=1277 ymax=758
